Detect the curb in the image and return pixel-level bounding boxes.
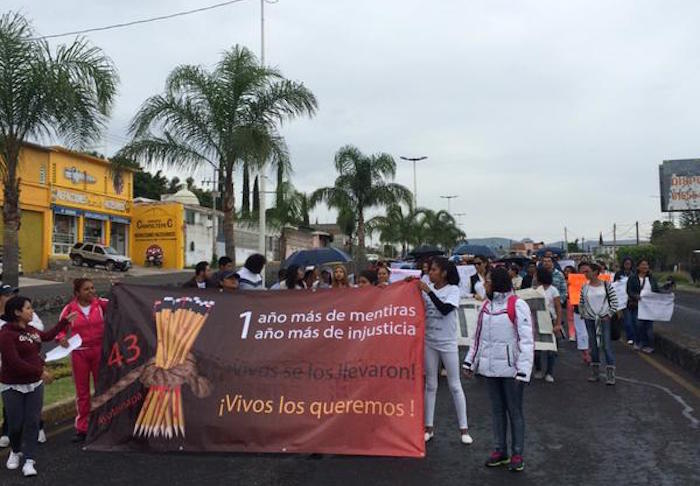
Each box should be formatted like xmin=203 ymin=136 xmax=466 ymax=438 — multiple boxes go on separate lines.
xmin=42 ymin=396 xmax=76 ymax=426
xmin=654 ymin=328 xmax=700 ymax=379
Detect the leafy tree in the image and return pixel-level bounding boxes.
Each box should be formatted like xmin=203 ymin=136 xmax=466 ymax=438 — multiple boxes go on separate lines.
xmin=367 ymin=204 xmax=422 ymax=257
xmin=567 ymin=239 xmax=581 ymax=253
xmin=167 ymin=176 xmax=181 ymax=193
xmin=311 ymin=145 xmax=412 ymax=259
xmin=0 ymin=12 xmax=117 ymax=284
xmin=252 ymin=175 xmax=260 ymax=213
xmin=680 ymin=210 xmax=700 ymax=228
xmin=119 ymin=45 xmax=316 ymax=263
xmin=241 ymin=162 xmax=250 ymax=217
xmin=651 ymin=220 xmax=675 ymax=243
xmin=414 ymin=208 xmax=465 ymax=250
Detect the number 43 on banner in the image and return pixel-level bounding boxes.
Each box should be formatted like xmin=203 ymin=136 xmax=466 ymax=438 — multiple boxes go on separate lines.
xmin=108 ymin=334 xmax=142 ymax=367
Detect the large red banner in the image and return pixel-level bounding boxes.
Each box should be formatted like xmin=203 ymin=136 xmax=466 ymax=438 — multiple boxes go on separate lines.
xmin=86 ymin=282 xmax=426 ymax=457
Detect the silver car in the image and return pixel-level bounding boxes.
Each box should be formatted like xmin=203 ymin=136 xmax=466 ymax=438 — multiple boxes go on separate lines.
xmin=69 ymin=243 xmax=131 ymax=272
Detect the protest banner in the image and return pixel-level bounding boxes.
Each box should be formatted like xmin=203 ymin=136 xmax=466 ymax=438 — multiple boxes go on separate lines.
xmin=567 ymin=274 xmax=587 ymax=305
xmin=558 ymin=260 xmax=576 ymax=271
xmin=86 ymin=282 xmax=426 ymax=457
xmin=456 ymin=289 xmax=557 ymax=351
xmin=638 ymin=292 xmax=675 ymax=322
xmin=457 ymin=265 xmax=477 ymax=297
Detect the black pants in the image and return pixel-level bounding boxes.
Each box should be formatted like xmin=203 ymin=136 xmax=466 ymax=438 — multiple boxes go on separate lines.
xmin=1 ymin=405 xmax=44 ymax=436
xmin=2 ymin=385 xmax=44 ymax=460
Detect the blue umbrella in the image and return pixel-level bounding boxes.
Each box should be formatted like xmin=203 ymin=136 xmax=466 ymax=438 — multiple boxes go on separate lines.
xmin=282 ymin=247 xmax=352 ymax=268
xmin=535 ymin=246 xmax=564 ymax=257
xmin=453 ymin=244 xmax=496 ymax=258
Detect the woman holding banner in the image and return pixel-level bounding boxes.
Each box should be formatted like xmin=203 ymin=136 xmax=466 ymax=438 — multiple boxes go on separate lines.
xmin=626 ymin=259 xmax=659 ymax=354
xmin=57 ymin=278 xmax=109 ymax=443
xmin=377 ymin=266 xmax=391 ymax=287
xmin=580 ymin=264 xmax=619 ymax=385
xmin=462 ymin=267 xmax=533 ymax=472
xmin=415 ymin=257 xmax=472 ymax=446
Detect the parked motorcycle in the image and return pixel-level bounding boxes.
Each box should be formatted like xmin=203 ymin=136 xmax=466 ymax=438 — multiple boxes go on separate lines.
xmin=145 ymin=245 xmax=164 ymax=268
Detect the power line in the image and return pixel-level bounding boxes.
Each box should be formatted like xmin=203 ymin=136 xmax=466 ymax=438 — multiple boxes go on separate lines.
xmin=33 ymin=0 xmax=248 ymax=40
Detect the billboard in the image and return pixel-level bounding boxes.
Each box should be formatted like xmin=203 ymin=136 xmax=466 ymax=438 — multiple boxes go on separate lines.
xmin=659 ymin=159 xmax=700 ymax=212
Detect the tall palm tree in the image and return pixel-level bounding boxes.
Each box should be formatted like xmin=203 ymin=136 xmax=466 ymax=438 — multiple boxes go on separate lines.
xmin=311 ymin=145 xmax=413 ymax=258
xmin=0 ymin=12 xmax=117 ymax=285
xmin=119 ymin=45 xmax=316 ymax=263
xmin=367 ymin=204 xmax=422 ymax=257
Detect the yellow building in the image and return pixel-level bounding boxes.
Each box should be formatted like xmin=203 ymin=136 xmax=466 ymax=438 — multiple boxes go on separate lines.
xmin=0 ymin=143 xmax=135 ymax=272
xmin=132 ymin=201 xmax=185 ymax=270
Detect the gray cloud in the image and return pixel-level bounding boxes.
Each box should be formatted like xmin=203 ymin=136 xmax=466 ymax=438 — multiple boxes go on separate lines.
xmin=8 ymin=0 xmax=697 ymax=242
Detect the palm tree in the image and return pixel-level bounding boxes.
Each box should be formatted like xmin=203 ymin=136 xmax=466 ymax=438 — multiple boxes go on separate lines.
xmin=311 ymin=145 xmax=413 ymax=258
xmin=119 ymin=45 xmax=316 ymax=263
xmin=0 ymin=12 xmax=117 ymax=285
xmin=367 ymin=204 xmax=422 ymax=257
xmin=415 ymin=209 xmax=465 ymax=250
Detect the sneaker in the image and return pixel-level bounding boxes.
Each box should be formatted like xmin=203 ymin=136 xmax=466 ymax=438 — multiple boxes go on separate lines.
xmin=0 ymin=435 xmax=9 ymax=448
xmin=485 ymin=450 xmax=510 ymax=467
xmin=544 ymin=374 xmax=555 ymax=383
xmin=424 ymin=431 xmax=434 ymax=443
xmin=6 ymin=451 xmax=22 ymax=470
xmin=461 ymin=433 xmax=473 ymax=445
xmin=642 ymin=347 xmax=654 ymax=354
xmin=22 ymin=459 xmax=37 ymax=477
xmin=509 ymin=454 xmax=525 ymax=472
xmin=533 ymin=370 xmax=545 ymax=380
xmin=626 ymin=340 xmax=634 ymax=346
xmin=71 ymin=433 xmax=86 ymax=443
xmin=38 ymin=429 xmax=47 ymax=444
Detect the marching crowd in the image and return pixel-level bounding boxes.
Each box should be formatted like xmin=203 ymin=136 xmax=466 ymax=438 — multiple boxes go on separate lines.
xmin=0 ymin=250 xmax=669 ymax=477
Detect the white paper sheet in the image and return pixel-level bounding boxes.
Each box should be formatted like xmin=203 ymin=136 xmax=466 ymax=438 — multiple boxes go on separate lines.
xmin=45 ymin=334 xmax=82 ymax=362
xmin=612 ymin=279 xmax=628 ymax=310
xmin=388 ymin=268 xmax=421 ymax=283
xmin=638 ymin=293 xmax=675 ymax=322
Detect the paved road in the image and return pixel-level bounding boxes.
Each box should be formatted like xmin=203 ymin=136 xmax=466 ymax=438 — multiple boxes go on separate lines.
xmin=658 ymin=290 xmax=700 ymax=342
xmin=2 ymin=340 xmax=698 ymax=486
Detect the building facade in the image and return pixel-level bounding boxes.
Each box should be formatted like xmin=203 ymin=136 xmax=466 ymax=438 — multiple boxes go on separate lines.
xmin=0 ymin=143 xmax=134 ymax=272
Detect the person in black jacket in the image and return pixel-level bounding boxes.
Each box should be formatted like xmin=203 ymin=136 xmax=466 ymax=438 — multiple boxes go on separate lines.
xmin=521 ymin=262 xmax=537 ymax=289
xmin=614 ymin=257 xmax=635 ymax=345
xmin=626 ymin=259 xmax=659 ymax=353
xmin=182 ymin=261 xmax=214 ymax=289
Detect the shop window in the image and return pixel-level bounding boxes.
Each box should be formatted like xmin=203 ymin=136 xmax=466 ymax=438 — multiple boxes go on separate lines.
xmin=110 ymin=222 xmax=128 ymax=256
xmin=52 ymin=214 xmax=77 ymax=255
xmin=84 ymin=218 xmax=104 ymax=244
xmin=39 ymin=165 xmax=47 ymax=184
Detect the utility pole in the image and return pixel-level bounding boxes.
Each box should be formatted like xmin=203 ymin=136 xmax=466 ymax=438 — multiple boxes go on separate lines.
xmin=258 ymin=0 xmax=268 ymax=282
xmin=400 ymin=156 xmax=428 ymax=208
xmin=582 ymin=237 xmax=586 ymax=253
xmin=636 ymin=221 xmax=639 ymax=245
xmin=564 ymin=226 xmax=568 ymax=251
xmin=613 ymin=223 xmax=617 ymax=262
xmin=440 ymin=195 xmax=458 ymax=214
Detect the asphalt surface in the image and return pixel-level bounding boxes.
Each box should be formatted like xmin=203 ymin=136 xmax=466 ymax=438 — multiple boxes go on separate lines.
xmin=1 ymin=339 xmax=699 ymax=486
xmin=659 ymin=290 xmax=700 ymax=342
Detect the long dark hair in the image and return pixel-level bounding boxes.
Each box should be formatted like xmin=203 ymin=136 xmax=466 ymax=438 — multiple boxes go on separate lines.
xmin=285 ymin=264 xmax=302 ymax=290
xmin=1 ymin=296 xmax=31 ymax=323
xmin=431 ymin=257 xmax=460 ymax=286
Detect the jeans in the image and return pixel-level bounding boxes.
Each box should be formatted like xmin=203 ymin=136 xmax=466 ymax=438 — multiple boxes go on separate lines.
xmin=1 ymin=407 xmax=44 ymax=437
xmin=485 ymin=377 xmax=525 ymax=456
xmin=585 ymin=318 xmax=615 ymax=365
xmin=636 ymin=319 xmax=654 ymax=348
xmin=534 ymin=351 xmax=557 ymax=375
xmin=623 ymin=308 xmax=636 ymax=342
xmin=2 ymin=385 xmax=44 ymax=460
xmin=424 ymin=346 xmax=468 ymax=429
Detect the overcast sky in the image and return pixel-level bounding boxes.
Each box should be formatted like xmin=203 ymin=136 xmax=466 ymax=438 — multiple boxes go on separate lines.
xmin=8 ymin=0 xmax=699 ymax=243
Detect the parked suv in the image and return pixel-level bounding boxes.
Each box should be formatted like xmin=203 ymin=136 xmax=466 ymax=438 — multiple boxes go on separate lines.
xmin=69 ymin=243 xmax=131 ymax=272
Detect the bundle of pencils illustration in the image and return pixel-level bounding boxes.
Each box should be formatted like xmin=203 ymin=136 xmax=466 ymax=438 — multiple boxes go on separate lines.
xmin=133 ymin=296 xmax=214 ymax=439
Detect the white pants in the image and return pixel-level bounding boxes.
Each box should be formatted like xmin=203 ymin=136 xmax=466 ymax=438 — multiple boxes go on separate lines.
xmin=574 ymin=313 xmax=589 ymax=350
xmin=424 ymin=346 xmax=468 ymax=429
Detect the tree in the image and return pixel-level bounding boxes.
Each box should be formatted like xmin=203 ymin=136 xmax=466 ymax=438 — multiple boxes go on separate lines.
xmin=367 ymin=204 xmax=422 ymax=257
xmin=241 ymin=162 xmax=251 ymax=218
xmin=311 ymin=145 xmax=412 ymax=258
xmin=167 ymin=176 xmax=181 ymax=193
xmin=0 ymin=12 xmax=117 ymax=285
xmin=414 ymin=208 xmax=465 ymax=250
xmin=680 ymin=210 xmax=700 ymax=228
xmin=119 ymin=45 xmax=316 ymax=264
xmin=651 ymin=220 xmax=675 ymax=243
xmin=567 ymin=239 xmax=581 ymax=253
xmin=252 ymin=176 xmax=260 ymax=213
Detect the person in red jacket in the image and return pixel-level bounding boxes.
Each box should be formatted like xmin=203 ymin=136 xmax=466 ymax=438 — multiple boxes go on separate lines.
xmin=57 ymin=278 xmax=108 ymax=442
xmin=0 ymin=296 xmax=76 ymax=477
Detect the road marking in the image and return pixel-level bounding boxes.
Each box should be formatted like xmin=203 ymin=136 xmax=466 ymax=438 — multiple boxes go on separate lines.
xmin=638 ymin=353 xmax=700 ymax=401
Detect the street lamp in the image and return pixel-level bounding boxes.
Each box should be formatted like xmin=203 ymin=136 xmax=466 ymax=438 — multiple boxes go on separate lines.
xmin=400 ymin=156 xmax=427 ymax=208
xmin=440 ymin=195 xmax=458 ymax=214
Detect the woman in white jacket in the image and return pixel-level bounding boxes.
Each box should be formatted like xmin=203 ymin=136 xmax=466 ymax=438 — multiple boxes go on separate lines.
xmin=463 ymin=267 xmax=534 ymax=473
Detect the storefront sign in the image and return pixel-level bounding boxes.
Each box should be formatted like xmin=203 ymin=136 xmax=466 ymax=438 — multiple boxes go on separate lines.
xmin=52 ymin=205 xmax=82 ymax=217
xmin=84 ymin=211 xmax=109 ymax=221
xmin=86 ymin=283 xmax=425 ymax=457
xmin=134 ymin=216 xmax=177 ymax=240
xmin=104 ymin=199 xmax=127 ymax=212
xmin=110 ymin=216 xmax=131 ymax=225
xmin=64 ymin=167 xmax=97 ymax=185
xmin=53 ymin=188 xmax=89 ymax=206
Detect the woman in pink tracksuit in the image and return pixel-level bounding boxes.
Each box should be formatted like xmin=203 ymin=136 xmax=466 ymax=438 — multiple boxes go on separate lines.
xmin=57 ymin=279 xmax=108 ymax=442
